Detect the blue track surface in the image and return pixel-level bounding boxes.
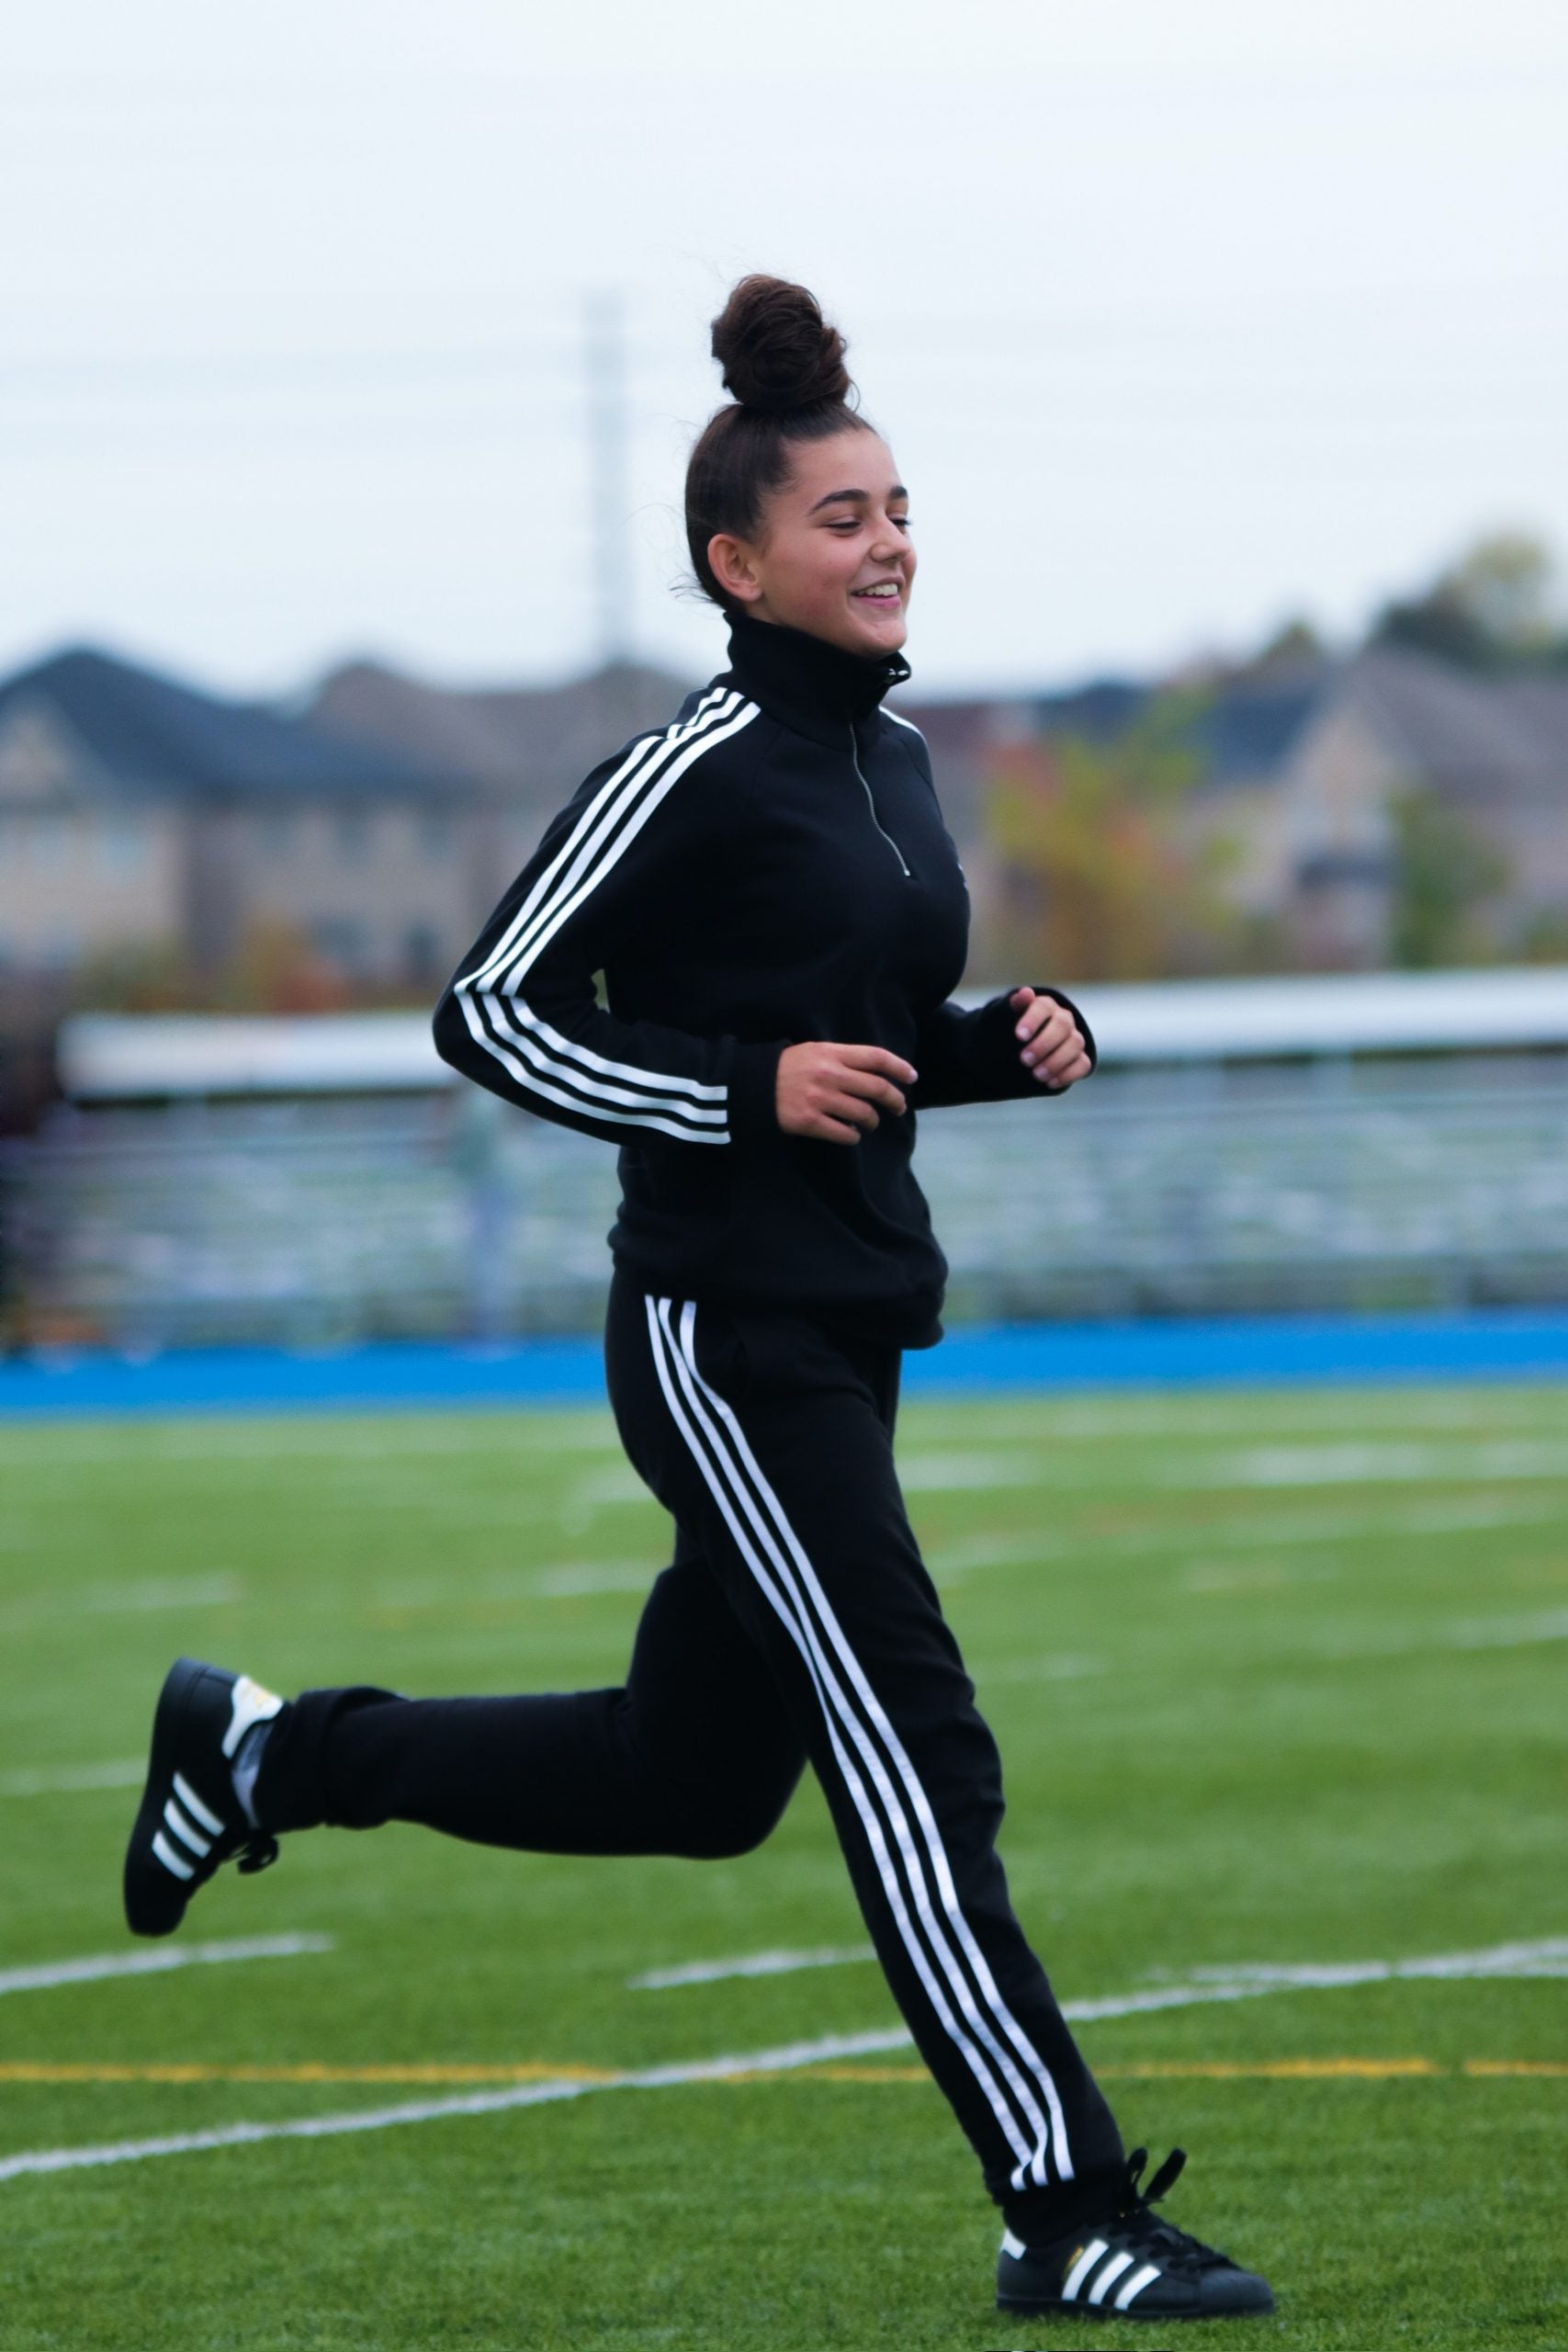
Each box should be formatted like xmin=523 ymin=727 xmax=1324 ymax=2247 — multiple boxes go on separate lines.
xmin=3 ymin=1312 xmax=1567 ymax=1418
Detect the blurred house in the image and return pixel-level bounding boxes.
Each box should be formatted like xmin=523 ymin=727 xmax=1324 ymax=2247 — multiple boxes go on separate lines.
xmin=4 ymin=635 xmax=1562 ymax=1001
xmin=0 ymin=647 xmax=483 ymax=987
xmin=306 ymin=655 xmax=696 ymax=882
xmin=1017 ymin=648 xmax=1568 ymax=970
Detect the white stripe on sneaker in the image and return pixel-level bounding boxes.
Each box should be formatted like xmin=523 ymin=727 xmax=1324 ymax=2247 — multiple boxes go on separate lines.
xmin=1061 ymin=2237 xmax=1110 ymax=2301
xmin=999 ymin=2228 xmax=1027 ymax=2260
xmin=1114 ymin=2261 xmax=1163 ymax=2311
xmin=150 ymin=1830 xmax=196 ymax=1882
xmin=1086 ymin=2248 xmax=1136 ymax=2305
xmin=171 ymin=1774 xmax=223 ymax=1838
xmin=221 ymin=1676 xmax=284 ymax=1761
xmin=162 ymin=1799 xmax=210 ymax=1859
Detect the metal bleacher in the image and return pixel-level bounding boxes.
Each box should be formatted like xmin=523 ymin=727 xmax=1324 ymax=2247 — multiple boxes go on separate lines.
xmin=6 ymin=969 xmax=1567 ymax=1347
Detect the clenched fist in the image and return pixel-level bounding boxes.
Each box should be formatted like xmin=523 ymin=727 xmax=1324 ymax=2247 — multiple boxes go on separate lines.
xmin=775 ymin=1042 xmax=919 ymax=1146
xmin=1010 ymin=987 xmax=1092 ymax=1090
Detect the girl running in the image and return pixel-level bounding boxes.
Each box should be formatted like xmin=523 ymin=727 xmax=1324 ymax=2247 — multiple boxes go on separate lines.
xmin=125 ymin=274 xmax=1272 ymax=2324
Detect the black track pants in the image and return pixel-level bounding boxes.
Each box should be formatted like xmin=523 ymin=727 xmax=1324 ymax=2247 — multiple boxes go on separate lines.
xmin=258 ymin=1270 xmax=1124 ymax=2217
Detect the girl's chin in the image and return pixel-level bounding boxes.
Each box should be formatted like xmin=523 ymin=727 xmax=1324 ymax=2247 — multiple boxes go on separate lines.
xmin=843 ymin=602 xmax=908 ymax=650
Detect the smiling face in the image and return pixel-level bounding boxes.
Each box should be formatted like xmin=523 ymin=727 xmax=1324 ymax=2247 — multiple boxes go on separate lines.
xmin=705 ymin=427 xmax=916 ymax=659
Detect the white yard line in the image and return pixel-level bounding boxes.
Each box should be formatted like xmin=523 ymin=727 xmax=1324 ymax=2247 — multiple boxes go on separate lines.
xmin=0 ymin=1934 xmax=333 ymax=1998
xmin=0 ymin=2026 xmax=912 ymax=2184
xmin=0 ymin=1761 xmax=145 ymax=1798
xmin=3 ymin=1934 xmax=1562 ymax=2184
xmin=630 ymin=1945 xmax=875 ymax=1990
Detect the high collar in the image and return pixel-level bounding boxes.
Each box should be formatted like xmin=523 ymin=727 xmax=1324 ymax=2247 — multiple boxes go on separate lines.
xmin=725 ymin=609 xmax=911 ymax=750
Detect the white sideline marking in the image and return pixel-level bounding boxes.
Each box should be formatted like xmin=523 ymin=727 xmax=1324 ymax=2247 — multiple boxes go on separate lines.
xmin=3 ymin=1935 xmax=1562 ymax=2184
xmin=1184 ymin=1440 xmax=1568 ymax=1489
xmin=532 ymin=1562 xmax=658 ymax=1598
xmin=1064 ymin=1936 xmax=1568 ymax=2023
xmin=630 ymin=1945 xmax=874 ymax=1990
xmin=0 ymin=1761 xmax=144 ymax=1799
xmin=0 ymin=2027 xmax=913 ymax=2183
xmin=0 ymin=1934 xmax=333 ymax=1998
xmin=892 ymin=1441 xmax=1568 ymax=1495
xmin=932 ymin=1498 xmax=1564 ymax=1580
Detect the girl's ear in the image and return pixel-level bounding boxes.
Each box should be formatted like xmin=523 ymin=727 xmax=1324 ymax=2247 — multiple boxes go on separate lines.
xmin=707 ymin=533 xmax=764 ymax=607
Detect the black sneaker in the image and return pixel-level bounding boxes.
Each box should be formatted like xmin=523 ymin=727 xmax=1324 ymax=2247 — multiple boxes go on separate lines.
xmin=123 ymin=1657 xmax=285 ymax=1938
xmin=997 ymin=2148 xmax=1274 ymax=2322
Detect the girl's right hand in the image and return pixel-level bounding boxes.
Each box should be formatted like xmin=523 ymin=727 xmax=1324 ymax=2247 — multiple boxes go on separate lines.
xmin=775 ymin=1043 xmax=918 ymax=1145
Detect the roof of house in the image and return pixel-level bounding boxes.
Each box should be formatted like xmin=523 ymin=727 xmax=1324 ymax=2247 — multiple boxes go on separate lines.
xmin=306 ymin=656 xmax=697 ymax=808
xmin=0 ymin=646 xmax=444 ymax=803
xmin=1346 ymin=648 xmax=1568 ymax=804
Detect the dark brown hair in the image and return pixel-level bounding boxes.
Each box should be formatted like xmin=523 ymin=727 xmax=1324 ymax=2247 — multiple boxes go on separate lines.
xmin=685 ymin=275 xmax=872 ymax=612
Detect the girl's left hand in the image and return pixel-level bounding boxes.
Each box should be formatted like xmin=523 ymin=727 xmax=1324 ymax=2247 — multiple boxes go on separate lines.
xmin=1010 ymin=986 xmax=1093 ymax=1090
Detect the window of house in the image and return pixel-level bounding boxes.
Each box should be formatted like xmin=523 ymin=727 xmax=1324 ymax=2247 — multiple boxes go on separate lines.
xmin=101 ymin=820 xmax=147 ymax=874
xmin=30 ymin=818 xmax=71 ymax=870
xmin=403 ymin=922 xmax=444 ymax=981
xmin=313 ymin=917 xmax=368 ymax=970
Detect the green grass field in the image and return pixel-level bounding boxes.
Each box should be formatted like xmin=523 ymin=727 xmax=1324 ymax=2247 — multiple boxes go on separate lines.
xmin=1 ymin=1383 xmax=1564 ymax=2350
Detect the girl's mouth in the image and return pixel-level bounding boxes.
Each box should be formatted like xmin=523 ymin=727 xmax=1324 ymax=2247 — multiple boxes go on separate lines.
xmin=852 ymin=583 xmax=902 ymax=605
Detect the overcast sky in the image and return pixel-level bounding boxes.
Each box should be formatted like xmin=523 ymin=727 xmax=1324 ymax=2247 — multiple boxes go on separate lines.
xmin=5 ymin=0 xmax=1565 ymax=699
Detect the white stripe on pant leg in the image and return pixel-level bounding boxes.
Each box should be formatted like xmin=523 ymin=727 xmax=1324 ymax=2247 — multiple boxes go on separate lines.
xmin=647 ymin=1302 xmax=1045 ymax=2188
xmin=641 ymin=1299 xmax=1040 ymax=2184
xmin=673 ymin=1299 xmax=1073 ymax=2192
xmin=660 ymin=1299 xmax=1065 ymax=2190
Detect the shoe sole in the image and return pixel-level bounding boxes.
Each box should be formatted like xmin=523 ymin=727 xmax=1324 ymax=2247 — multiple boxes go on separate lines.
xmin=998 ymin=2293 xmax=1274 ymax=2322
xmin=123 ymin=1656 xmax=218 ymax=1939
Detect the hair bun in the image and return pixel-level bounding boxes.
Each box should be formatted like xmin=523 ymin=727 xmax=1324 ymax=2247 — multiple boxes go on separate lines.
xmin=711 ymin=274 xmax=853 ymax=415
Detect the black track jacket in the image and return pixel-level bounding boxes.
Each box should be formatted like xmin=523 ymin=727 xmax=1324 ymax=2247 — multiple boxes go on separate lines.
xmin=433 ymin=610 xmax=1094 ymax=1348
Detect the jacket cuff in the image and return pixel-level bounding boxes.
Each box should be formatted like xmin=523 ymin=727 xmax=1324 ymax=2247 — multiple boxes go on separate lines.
xmin=728 ymin=1040 xmax=787 ymax=1144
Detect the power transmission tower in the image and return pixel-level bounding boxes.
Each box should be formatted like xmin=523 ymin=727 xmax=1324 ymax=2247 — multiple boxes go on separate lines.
xmin=583 ymin=290 xmax=631 ymax=673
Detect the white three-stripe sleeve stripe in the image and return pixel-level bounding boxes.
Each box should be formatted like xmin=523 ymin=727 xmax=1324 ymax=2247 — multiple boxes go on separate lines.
xmin=451 ymin=691 xmax=739 ymax=1112
xmin=454 ymin=694 xmax=758 ymax=1136
xmin=666 ymin=1296 xmax=1074 ymax=2190
xmin=455 ymin=695 xmax=741 ymax=1134
xmin=464 ymin=686 xmax=730 ymax=989
xmin=486 ymin=698 xmax=760 ymax=1117
xmin=646 ymin=1298 xmax=1072 ymax=2192
xmin=639 ymin=1299 xmax=1040 ymax=2187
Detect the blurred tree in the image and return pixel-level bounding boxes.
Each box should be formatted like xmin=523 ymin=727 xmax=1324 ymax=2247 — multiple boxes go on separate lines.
xmin=1243 ymin=616 xmax=1327 ymax=673
xmin=1371 ymin=532 xmax=1565 ymax=670
xmin=215 ymin=921 xmax=350 ymax=1013
xmin=69 ymin=923 xmax=358 ymax=1014
xmin=69 ymin=938 xmax=197 ymax=1013
xmin=1388 ymin=787 xmax=1508 ymax=967
xmin=984 ymin=692 xmax=1250 ymax=981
